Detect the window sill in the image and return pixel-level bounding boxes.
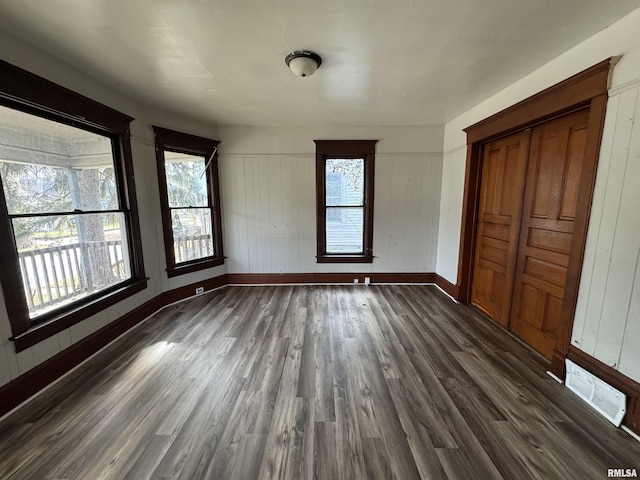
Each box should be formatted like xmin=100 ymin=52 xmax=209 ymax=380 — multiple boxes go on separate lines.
xmin=316 ymin=255 xmax=374 ymax=264
xmin=166 ymin=256 xmax=225 ymax=278
xmin=11 ymin=278 xmax=148 ymax=353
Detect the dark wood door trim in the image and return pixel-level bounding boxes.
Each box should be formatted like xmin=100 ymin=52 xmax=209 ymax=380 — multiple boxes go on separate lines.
xmin=550 ymin=93 xmax=608 ymax=377
xmin=457 ymin=59 xmax=612 ymax=378
xmin=464 ymin=58 xmax=612 ymax=144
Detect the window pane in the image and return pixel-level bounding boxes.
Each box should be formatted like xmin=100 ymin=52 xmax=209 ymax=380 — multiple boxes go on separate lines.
xmin=325 ymin=158 xmax=364 ymax=206
xmin=164 ymin=152 xmax=208 ymax=208
xmin=171 ymin=208 xmax=214 ymax=263
xmin=12 ymin=212 xmax=131 ymax=319
xmin=326 ymin=207 xmax=364 ymax=253
xmin=0 ymin=105 xmax=117 ymax=215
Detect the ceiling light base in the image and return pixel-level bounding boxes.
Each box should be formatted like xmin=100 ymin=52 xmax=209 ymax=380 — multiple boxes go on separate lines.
xmin=285 ymin=50 xmax=322 ymax=77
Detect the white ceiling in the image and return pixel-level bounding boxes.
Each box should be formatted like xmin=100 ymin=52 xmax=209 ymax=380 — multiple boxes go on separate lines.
xmin=0 ymin=0 xmax=639 ymax=127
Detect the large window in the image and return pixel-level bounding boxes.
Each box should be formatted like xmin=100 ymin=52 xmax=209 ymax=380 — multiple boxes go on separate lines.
xmin=314 ymin=140 xmax=376 ymax=263
xmin=153 ymin=127 xmax=224 ymax=277
xmin=0 ymin=60 xmax=146 ymax=351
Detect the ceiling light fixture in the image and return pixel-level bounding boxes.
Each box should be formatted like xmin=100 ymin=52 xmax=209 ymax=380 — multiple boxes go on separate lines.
xmin=285 ymin=50 xmax=322 ymax=77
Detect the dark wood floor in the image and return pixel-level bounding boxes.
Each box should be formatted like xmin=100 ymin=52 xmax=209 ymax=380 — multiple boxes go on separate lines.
xmin=0 ymin=285 xmax=638 ymax=479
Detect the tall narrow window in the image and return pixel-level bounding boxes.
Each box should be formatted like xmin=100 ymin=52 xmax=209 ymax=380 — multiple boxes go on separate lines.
xmin=153 ymin=127 xmax=224 ymax=277
xmin=0 ymin=60 xmax=146 ymax=351
xmin=315 ymin=140 xmax=376 ymax=263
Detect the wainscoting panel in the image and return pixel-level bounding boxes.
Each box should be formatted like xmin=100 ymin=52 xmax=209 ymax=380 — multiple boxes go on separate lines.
xmin=571 ymin=76 xmax=640 ymax=383
xmin=220 ymin=153 xmax=442 ymax=275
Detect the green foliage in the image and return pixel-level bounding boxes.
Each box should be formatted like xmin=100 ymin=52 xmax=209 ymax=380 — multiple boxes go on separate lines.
xmin=0 ymin=162 xmax=118 ymax=250
xmin=165 ymin=159 xmax=208 ymax=208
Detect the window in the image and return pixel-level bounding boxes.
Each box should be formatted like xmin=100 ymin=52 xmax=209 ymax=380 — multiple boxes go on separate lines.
xmin=314 ymin=140 xmax=376 ymax=263
xmin=0 ymin=60 xmax=146 ymax=351
xmin=153 ymin=127 xmax=224 ymax=277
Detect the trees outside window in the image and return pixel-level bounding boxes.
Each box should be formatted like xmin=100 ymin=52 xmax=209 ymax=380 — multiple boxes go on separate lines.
xmin=153 ymin=127 xmax=224 ymax=277
xmin=0 ymin=60 xmax=146 ymax=351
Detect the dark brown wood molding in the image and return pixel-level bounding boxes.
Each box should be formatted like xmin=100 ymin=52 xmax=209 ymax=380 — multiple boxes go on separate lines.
xmin=163 ymin=274 xmax=228 ymax=305
xmin=551 ymin=93 xmax=609 ymax=378
xmin=0 ymin=274 xmax=229 ymax=419
xmin=0 ymin=60 xmax=147 ymax=349
xmin=12 ymin=279 xmax=148 ymax=353
xmin=0 ymin=271 xmax=446 ymax=418
xmin=314 ymin=140 xmax=377 ymax=264
xmin=0 ymin=60 xmax=133 ymax=133
xmin=0 ymin=295 xmax=163 ymax=419
xmin=567 ymin=346 xmax=640 ymax=436
xmin=435 ymin=274 xmax=460 ymax=299
xmin=313 ymin=139 xmax=377 ymax=156
xmin=458 ymin=59 xmax=612 ymax=373
xmin=152 ymin=125 xmax=224 ymax=277
xmin=227 ymin=272 xmax=436 ymax=284
xmin=464 ymin=58 xmax=612 ymax=144
xmin=0 ymin=175 xmax=30 ymax=337
xmin=456 ymin=143 xmax=482 ymax=303
xmin=153 ymin=126 xmax=219 ymax=154
xmin=315 ymin=255 xmax=374 ymax=264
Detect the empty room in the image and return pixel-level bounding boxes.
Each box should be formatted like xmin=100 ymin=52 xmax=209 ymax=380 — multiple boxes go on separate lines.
xmin=1 ymin=1 xmax=640 ymax=479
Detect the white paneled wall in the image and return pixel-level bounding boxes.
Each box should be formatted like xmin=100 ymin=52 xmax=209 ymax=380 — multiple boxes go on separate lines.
xmin=220 ymin=152 xmax=442 ymax=274
xmin=571 ymin=72 xmax=640 ymax=382
xmin=437 ymin=8 xmax=640 ymax=285
xmin=0 ymin=30 xmax=226 ymax=390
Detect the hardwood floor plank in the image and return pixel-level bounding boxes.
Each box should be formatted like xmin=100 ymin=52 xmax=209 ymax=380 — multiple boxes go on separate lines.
xmin=296 ymin=311 xmax=317 ymax=399
xmin=122 ymin=434 xmax=174 ymax=480
xmin=334 ymin=383 xmax=366 ymax=480
xmin=362 ymin=437 xmax=393 ymax=480
xmin=436 ymin=447 xmax=504 ymax=480
xmin=150 ymin=378 xmax=245 ymax=479
xmin=227 ymin=433 xmax=268 ymax=480
xmin=1 ymin=285 xmax=639 ymax=480
xmin=312 ymin=421 xmax=337 ymax=480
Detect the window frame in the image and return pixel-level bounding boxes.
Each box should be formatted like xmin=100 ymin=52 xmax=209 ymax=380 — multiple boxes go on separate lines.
xmin=153 ymin=126 xmax=224 ymax=277
xmin=314 ymin=140 xmax=376 ymax=263
xmin=0 ymin=60 xmax=147 ymax=352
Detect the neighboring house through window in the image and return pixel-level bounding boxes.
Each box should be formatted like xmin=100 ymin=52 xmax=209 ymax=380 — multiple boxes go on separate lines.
xmin=0 ymin=60 xmax=147 ymax=351
xmin=153 ymin=127 xmax=224 ymax=277
xmin=315 ymin=140 xmax=376 ymax=263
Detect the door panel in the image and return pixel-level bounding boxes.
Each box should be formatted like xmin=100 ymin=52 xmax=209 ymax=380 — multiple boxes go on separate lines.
xmin=471 ymin=131 xmax=530 ymax=326
xmin=510 ymin=109 xmax=589 ymax=359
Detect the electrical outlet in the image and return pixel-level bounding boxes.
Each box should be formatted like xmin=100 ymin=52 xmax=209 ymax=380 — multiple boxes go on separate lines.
xmin=364 ymin=277 xmax=370 ymax=285
xmin=354 ymin=278 xmax=359 ymax=284
xmin=195 ymin=287 xmax=204 ymax=294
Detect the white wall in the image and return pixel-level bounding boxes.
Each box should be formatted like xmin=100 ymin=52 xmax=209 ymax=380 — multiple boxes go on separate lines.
xmin=0 ymin=28 xmax=225 ymax=389
xmin=218 ymin=125 xmax=443 ymax=274
xmin=0 ymin=28 xmax=442 ymax=390
xmin=571 ymin=46 xmax=640 ymax=381
xmin=437 ymin=7 xmax=640 ymax=285
xmin=436 ymin=8 xmax=640 ymax=382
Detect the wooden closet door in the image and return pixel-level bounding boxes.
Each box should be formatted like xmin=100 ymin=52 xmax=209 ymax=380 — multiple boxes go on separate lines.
xmin=471 ymin=131 xmax=530 ymax=327
xmin=509 ymin=109 xmax=589 ymax=359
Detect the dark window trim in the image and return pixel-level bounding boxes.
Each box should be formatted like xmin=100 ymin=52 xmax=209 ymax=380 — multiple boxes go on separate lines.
xmin=314 ymin=140 xmax=376 ymax=263
xmin=0 ymin=60 xmax=147 ymax=352
xmin=153 ymin=126 xmax=224 ymax=277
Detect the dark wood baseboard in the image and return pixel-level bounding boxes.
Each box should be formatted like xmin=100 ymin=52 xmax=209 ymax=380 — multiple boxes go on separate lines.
xmin=0 ymin=274 xmax=229 ymax=419
xmin=0 ymin=271 xmax=442 ymax=419
xmin=435 ymin=274 xmax=460 ymax=299
xmin=550 ymin=347 xmax=567 ymax=379
xmin=567 ymin=345 xmax=640 ymax=436
xmin=227 ymin=272 xmax=436 ymax=284
xmin=162 ymin=274 xmax=229 ymax=305
xmin=0 ymin=293 xmax=163 ymax=418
